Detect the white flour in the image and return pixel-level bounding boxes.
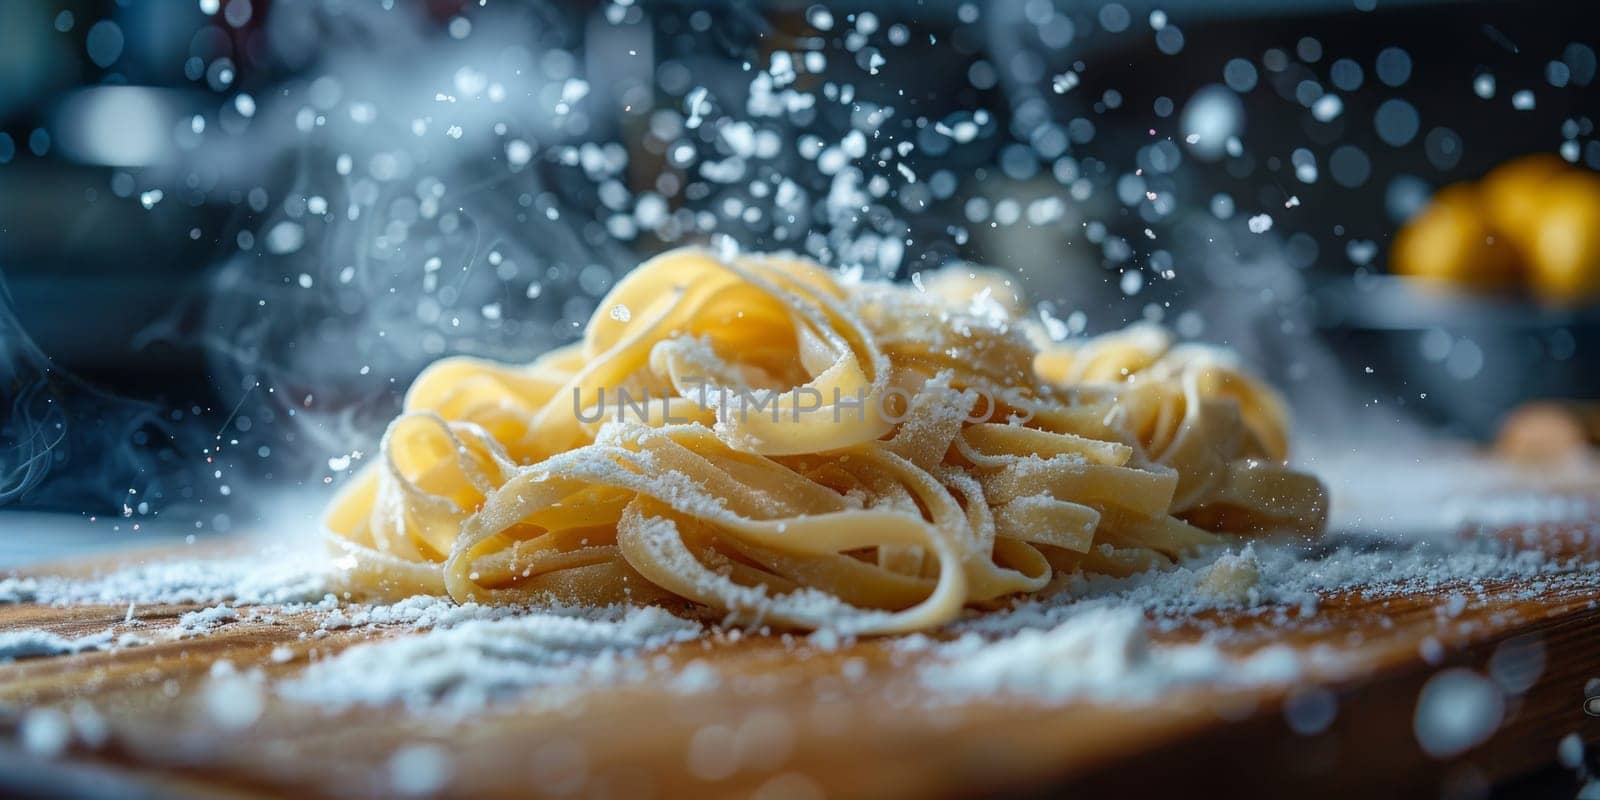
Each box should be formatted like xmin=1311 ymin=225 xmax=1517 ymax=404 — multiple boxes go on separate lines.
xmin=319 ymin=594 xmax=582 ymax=631
xmin=0 ymin=548 xmax=329 ymax=607
xmin=920 ymin=607 xmax=1309 ymax=702
xmin=175 ymin=604 xmax=239 ymax=635
xmin=279 ymin=605 xmax=703 ymax=715
xmin=959 ymin=531 xmax=1599 ymax=639
xmin=0 ymin=628 xmax=117 ymax=662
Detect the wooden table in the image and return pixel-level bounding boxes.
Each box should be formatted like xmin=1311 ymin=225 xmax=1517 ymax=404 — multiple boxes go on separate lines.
xmin=1 ymin=523 xmax=1598 ymax=799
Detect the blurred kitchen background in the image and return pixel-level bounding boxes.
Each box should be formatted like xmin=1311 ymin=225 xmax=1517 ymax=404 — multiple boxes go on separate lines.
xmin=1 ymin=0 xmax=1597 ymax=537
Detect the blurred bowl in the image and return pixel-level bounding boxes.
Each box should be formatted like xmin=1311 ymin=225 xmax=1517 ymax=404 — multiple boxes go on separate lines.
xmin=1313 ymin=275 xmax=1600 ymax=439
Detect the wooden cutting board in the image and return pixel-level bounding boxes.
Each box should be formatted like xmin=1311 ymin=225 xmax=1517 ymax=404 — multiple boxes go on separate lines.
xmin=1 ymin=523 xmax=1598 ymax=799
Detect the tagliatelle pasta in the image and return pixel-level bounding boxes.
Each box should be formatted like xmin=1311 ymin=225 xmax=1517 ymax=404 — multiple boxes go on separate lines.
xmin=324 ymin=247 xmax=1327 ymax=633
xmin=1031 ymin=323 xmax=1326 ymax=535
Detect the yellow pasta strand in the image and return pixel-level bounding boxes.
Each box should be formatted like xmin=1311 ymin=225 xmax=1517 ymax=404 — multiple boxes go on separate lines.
xmin=324 ymin=247 xmax=1327 ymax=633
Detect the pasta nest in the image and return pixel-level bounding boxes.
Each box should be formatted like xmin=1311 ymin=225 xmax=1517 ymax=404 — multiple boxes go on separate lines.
xmin=324 ymin=248 xmax=1326 ymax=633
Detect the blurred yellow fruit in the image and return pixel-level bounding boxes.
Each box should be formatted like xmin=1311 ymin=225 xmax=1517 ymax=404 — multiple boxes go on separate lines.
xmin=1527 ymin=172 xmax=1600 ymax=304
xmin=1480 ymin=154 xmax=1569 ymax=251
xmin=1391 ymin=185 xmax=1518 ymax=291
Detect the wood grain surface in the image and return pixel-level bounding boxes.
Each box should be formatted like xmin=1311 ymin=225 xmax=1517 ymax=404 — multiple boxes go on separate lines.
xmin=1 ymin=525 xmax=1599 ymax=799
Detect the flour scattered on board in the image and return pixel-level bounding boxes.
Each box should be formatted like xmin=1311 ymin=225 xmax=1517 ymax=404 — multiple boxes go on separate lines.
xmin=0 ymin=629 xmax=117 ymax=662
xmin=3 ymin=451 xmax=1599 ymax=734
xmin=177 ymin=604 xmax=239 ymax=636
xmin=279 ymin=605 xmax=703 ymax=715
xmin=0 ymin=549 xmax=329 ymax=607
xmin=909 ymin=455 xmax=1600 ymax=705
xmin=919 ymin=607 xmax=1307 ymax=702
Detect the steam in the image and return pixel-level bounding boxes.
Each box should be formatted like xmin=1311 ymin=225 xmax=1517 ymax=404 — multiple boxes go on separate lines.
xmin=0 ymin=277 xmax=203 ymax=515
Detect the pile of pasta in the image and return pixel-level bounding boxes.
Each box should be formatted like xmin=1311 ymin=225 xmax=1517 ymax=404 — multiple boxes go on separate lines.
xmin=324 ymin=248 xmax=1327 ymax=633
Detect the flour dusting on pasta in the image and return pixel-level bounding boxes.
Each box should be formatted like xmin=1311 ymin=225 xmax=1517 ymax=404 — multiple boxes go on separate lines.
xmin=324 ymin=247 xmax=1327 ymax=633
